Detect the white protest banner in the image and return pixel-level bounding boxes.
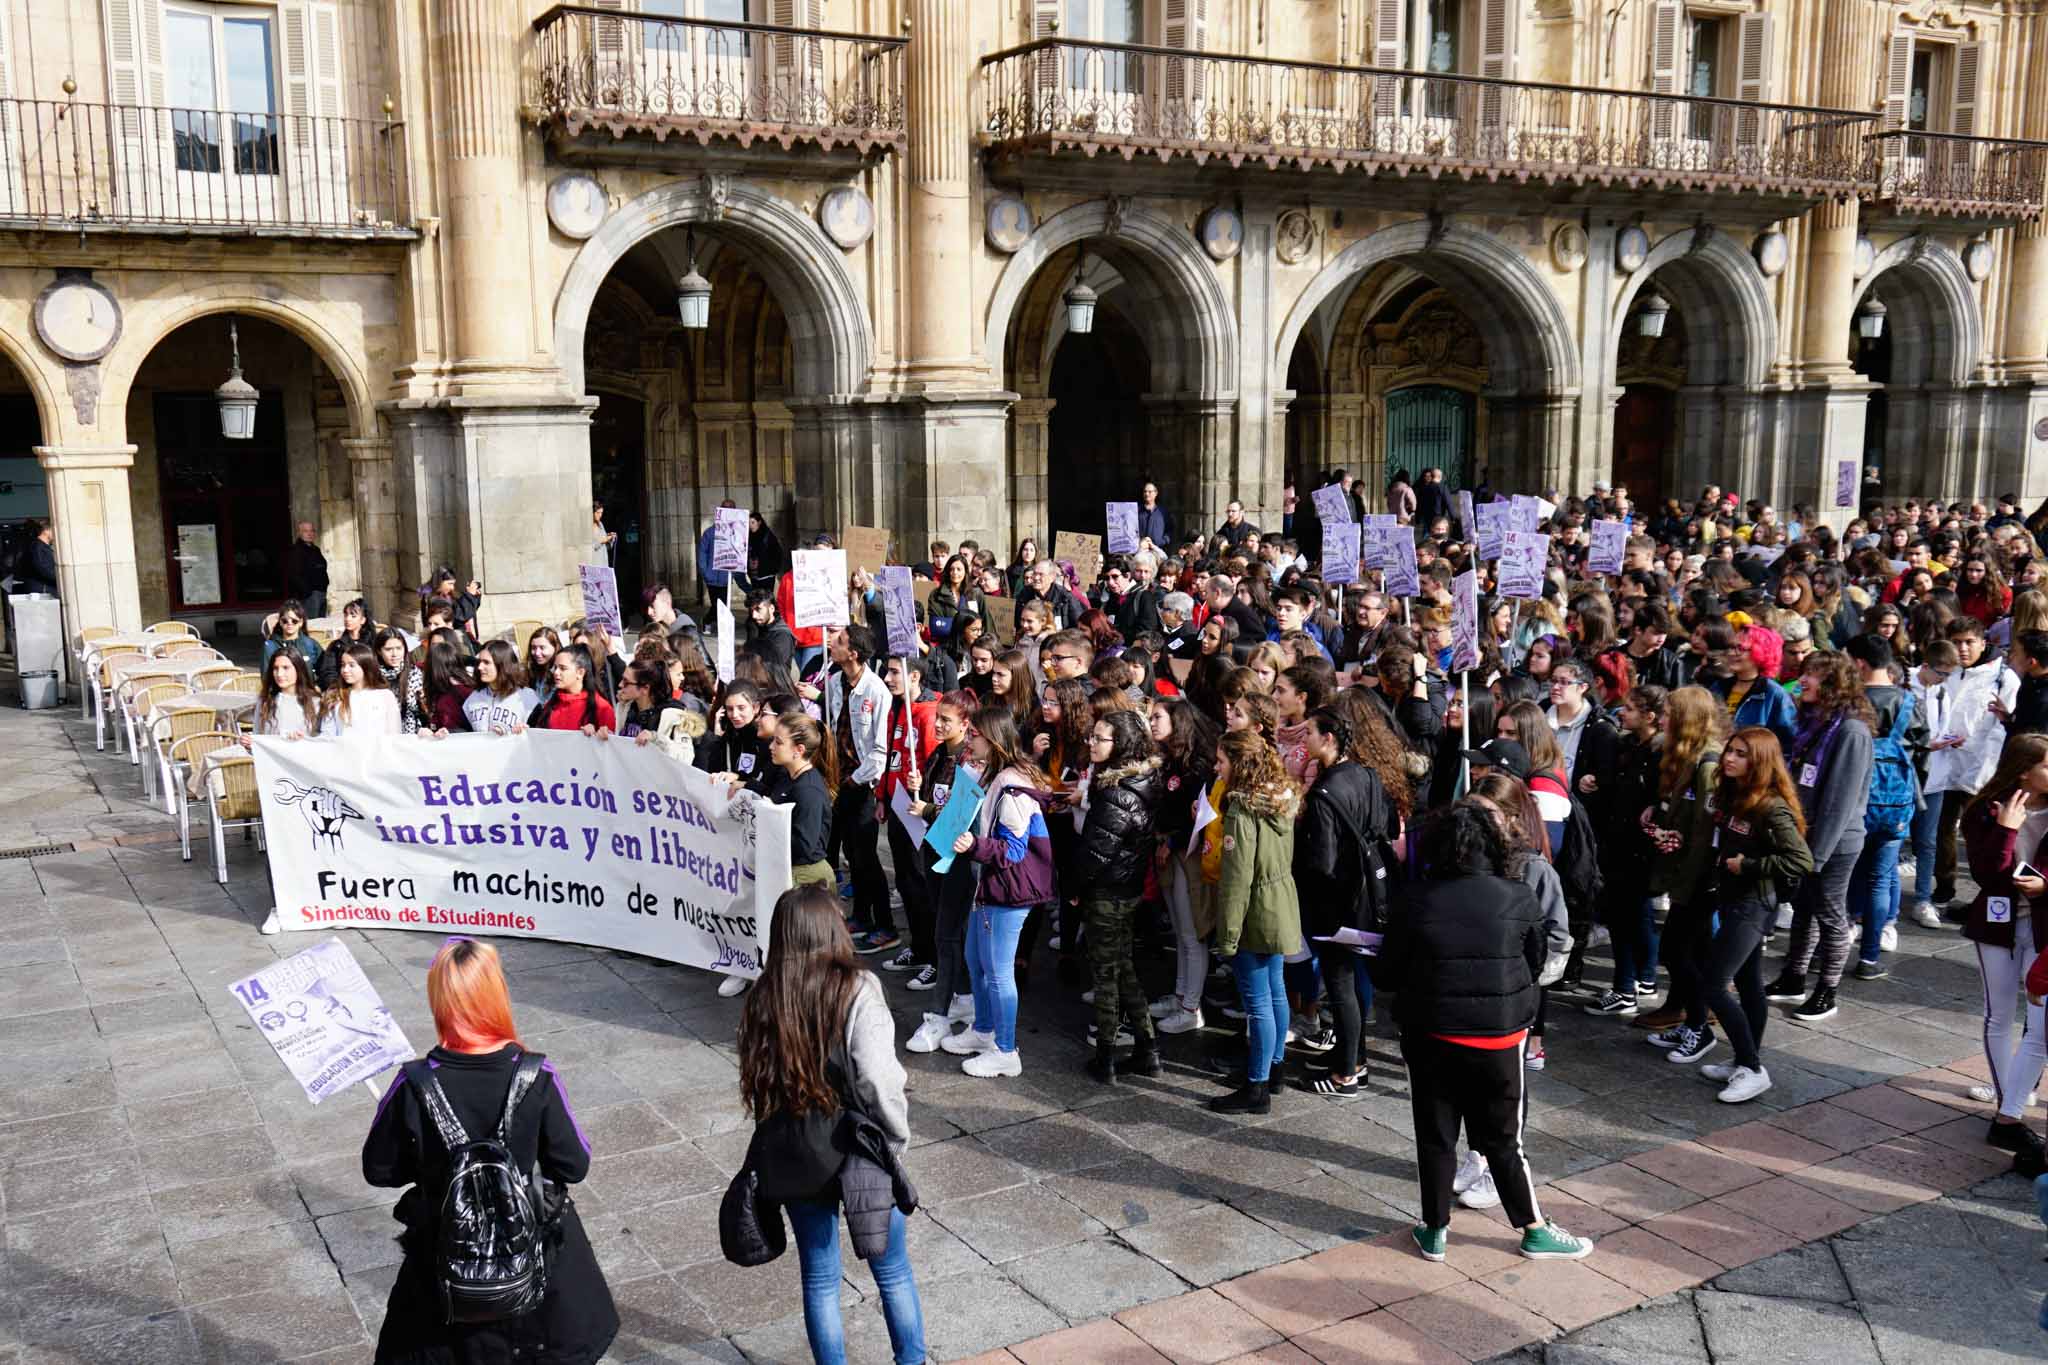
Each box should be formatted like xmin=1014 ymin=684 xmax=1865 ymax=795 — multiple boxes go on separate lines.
xmin=712 ymin=506 xmax=750 ymax=573
xmin=1748 ymin=545 xmax=1787 ymax=567
xmin=1510 ymin=495 xmax=1541 ymax=534
xmin=715 ymin=599 xmax=736 ymax=684
xmin=1475 ymin=501 xmax=1507 ymax=562
xmin=791 ymin=549 xmax=849 ymax=629
xmin=1456 ymin=490 xmax=1475 ymax=538
xmin=1535 ymin=496 xmax=1557 ymax=523
xmin=1587 ymin=520 xmax=1628 ymax=576
xmin=1322 ymin=521 xmax=1361 ymax=585
xmin=579 ymin=564 xmax=622 ymax=635
xmin=253 ymin=732 xmax=793 ymax=978
xmin=1383 ymin=533 xmax=1420 ymax=598
xmin=1498 ymin=531 xmax=1551 ymax=600
xmin=888 ymin=784 xmax=929 ymax=846
xmin=876 ymin=565 xmax=919 ymax=659
xmin=1105 ymin=502 xmax=1140 ymax=555
xmin=1450 ymin=569 xmax=1480 ymax=673
xmin=228 ymin=937 xmax=416 ymax=1105
xmin=1311 ymin=483 xmax=1353 ymax=526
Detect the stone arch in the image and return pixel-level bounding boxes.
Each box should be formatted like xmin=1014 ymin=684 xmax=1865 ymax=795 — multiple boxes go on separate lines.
xmin=984 ymin=199 xmax=1240 ymax=398
xmin=101 ymin=287 xmax=379 ymax=441
xmin=0 ymin=323 xmax=65 ymax=449
xmin=555 ymin=179 xmax=872 ymax=399
xmin=1851 ymin=237 xmax=1982 ymax=389
xmin=1275 ymin=221 xmax=1580 ymax=397
xmin=1610 ymin=228 xmax=1776 ymax=390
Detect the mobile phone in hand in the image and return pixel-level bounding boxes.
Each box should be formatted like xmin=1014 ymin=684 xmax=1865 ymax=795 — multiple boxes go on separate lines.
xmin=2015 ymin=861 xmax=2040 ymax=882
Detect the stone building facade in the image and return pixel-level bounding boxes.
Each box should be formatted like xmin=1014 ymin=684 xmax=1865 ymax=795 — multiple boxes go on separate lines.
xmin=1 ymin=0 xmax=2044 ymax=635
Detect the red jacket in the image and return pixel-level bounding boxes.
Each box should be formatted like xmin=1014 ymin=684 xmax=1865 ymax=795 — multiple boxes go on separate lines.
xmin=534 ymin=689 xmax=615 ymax=732
xmin=878 ymin=693 xmax=938 ymax=805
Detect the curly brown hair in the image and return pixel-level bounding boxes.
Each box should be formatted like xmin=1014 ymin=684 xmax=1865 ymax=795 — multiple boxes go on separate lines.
xmin=1328 ymin=686 xmax=1415 ymax=821
xmin=1794 ymin=651 xmax=1875 ymax=727
xmin=1218 ymin=727 xmax=1294 ymax=807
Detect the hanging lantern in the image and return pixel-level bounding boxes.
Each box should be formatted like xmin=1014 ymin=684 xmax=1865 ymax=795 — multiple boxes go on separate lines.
xmin=1857 ymin=295 xmax=1887 ymax=341
xmin=1635 ymin=289 xmax=1670 ymax=339
xmin=215 ymin=318 xmax=258 ymax=440
xmin=676 ymin=230 xmax=711 ymax=330
xmin=1064 ymin=243 xmax=1097 ymax=335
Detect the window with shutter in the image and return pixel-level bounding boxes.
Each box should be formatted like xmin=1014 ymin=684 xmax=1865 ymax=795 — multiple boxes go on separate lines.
xmin=1881 ymin=29 xmax=1913 ymax=132
xmin=1473 ymin=0 xmax=1513 ymax=133
xmin=1942 ymin=41 xmax=1981 ymax=195
xmin=767 ymin=0 xmax=824 ymax=123
xmin=1647 ymin=0 xmax=1682 ymax=141
xmin=1030 ymin=0 xmax=1061 ymax=122
xmin=1372 ymin=0 xmax=1404 ymax=120
xmin=1733 ymin=10 xmax=1770 ymax=151
xmin=1163 ymin=0 xmax=1206 ymax=110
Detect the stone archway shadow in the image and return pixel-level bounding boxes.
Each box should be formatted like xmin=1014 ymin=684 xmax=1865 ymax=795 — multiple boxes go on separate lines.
xmin=1850 ymin=237 xmax=1983 ymax=388
xmin=1609 ymin=227 xmax=1777 ymax=390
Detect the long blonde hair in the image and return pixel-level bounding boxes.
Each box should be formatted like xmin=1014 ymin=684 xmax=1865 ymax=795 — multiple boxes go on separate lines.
xmin=1659 ymin=685 xmax=1723 ymax=798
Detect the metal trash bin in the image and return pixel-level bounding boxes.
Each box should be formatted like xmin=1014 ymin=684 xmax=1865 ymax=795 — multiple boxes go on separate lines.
xmin=12 ymin=594 xmax=63 ymax=709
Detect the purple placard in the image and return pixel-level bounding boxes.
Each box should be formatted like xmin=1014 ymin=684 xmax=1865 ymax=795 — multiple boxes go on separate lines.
xmin=1498 ymin=531 xmax=1551 ymax=600
xmin=1587 ymin=519 xmax=1627 ymax=576
xmin=1455 ymin=490 xmax=1475 ymax=538
xmin=1311 ymin=483 xmax=1354 ymax=526
xmin=712 ymin=506 xmax=749 ymax=572
xmin=228 ymin=939 xmax=415 ymax=1105
xmin=1383 ymin=534 xmax=1420 ymax=598
xmin=876 ymin=565 xmax=919 ymax=660
xmin=1510 ymin=495 xmax=1541 ymax=534
xmin=1323 ymin=521 xmax=1361 ymax=585
xmin=1450 ymin=569 xmax=1480 ymax=674
xmin=1834 ymin=459 xmax=1857 ymax=510
xmin=579 ymin=563 xmax=622 ymax=634
xmin=1475 ymin=502 xmax=1507 ymax=561
xmin=1362 ymin=524 xmax=1402 ymax=571
xmin=1105 ymin=502 xmax=1140 ymax=554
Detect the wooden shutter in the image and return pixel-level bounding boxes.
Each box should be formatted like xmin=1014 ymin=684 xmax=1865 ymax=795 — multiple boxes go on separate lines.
xmin=1950 ymin=41 xmax=1981 ymax=135
xmin=1881 ymin=29 xmax=1913 ymax=131
xmin=1476 ymin=0 xmax=1516 ymax=129
xmin=1734 ymin=11 xmax=1770 ymax=149
xmin=770 ymin=0 xmax=824 ymax=119
xmin=1164 ymin=0 xmax=1208 ymax=105
xmin=105 ymin=0 xmax=168 ymax=107
xmin=1648 ymin=0 xmax=1682 ymax=139
xmin=1372 ymin=0 xmax=1405 ymax=120
xmin=1032 ymin=0 xmax=1061 ymax=110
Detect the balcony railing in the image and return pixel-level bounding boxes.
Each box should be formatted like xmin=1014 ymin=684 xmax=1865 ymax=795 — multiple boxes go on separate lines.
xmin=980 ymin=39 xmax=1877 ymax=200
xmin=1865 ymin=129 xmax=2048 ymax=221
xmin=0 ymin=98 xmax=409 ymax=235
xmin=531 ymin=5 xmax=906 ymax=156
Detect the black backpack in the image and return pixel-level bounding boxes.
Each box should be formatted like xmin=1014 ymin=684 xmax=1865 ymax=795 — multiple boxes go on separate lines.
xmin=1555 ymin=790 xmax=1605 ymax=916
xmin=405 ymin=1054 xmax=552 ymax=1325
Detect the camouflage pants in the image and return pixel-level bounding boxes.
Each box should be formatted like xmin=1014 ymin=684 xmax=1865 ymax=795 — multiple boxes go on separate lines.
xmin=1086 ymin=895 xmax=1155 ymax=1044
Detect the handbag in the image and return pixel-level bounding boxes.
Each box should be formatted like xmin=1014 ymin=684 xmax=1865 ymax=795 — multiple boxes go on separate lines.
xmin=719 ymin=1165 xmax=786 ymax=1267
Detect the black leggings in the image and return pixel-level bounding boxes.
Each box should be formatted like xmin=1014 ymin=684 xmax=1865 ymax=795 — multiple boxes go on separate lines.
xmin=1688 ymin=897 xmax=1772 ymax=1069
xmin=886 ymin=813 xmax=931 ymax=963
xmin=1317 ymin=942 xmax=1374 ymax=1078
xmin=1661 ymin=898 xmax=1715 ymax=1020
xmin=832 ymin=781 xmax=888 ymax=931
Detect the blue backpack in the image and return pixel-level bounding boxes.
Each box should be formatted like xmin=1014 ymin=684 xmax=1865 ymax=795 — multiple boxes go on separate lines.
xmin=1865 ymin=694 xmax=1918 ymax=833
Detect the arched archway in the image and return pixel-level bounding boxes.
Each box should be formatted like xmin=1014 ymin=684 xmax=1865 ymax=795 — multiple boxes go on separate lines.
xmin=989 ymin=199 xmax=1241 ymax=549
xmin=1607 ymin=228 xmax=1778 ymax=505
xmin=1277 ymin=222 xmax=1579 ymax=494
xmin=1850 ymin=238 xmax=1983 ymax=499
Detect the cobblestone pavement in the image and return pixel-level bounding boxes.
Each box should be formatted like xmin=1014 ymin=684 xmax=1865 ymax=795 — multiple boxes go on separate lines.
xmin=0 ymin=698 xmax=2044 ymax=1364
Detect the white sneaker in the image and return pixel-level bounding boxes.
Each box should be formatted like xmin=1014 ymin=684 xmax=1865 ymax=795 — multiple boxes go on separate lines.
xmin=941 ymin=1027 xmax=996 ymax=1056
xmin=962 ymin=1048 xmax=1022 ymax=1078
xmin=1080 ymin=989 xmax=1095 ymax=1006
xmin=1699 ymin=1062 xmax=1737 ymax=1082
xmin=1912 ymin=903 xmax=1944 ymax=929
xmin=1158 ymin=1007 xmax=1204 ymax=1035
xmin=906 ymin=1014 xmax=951 ymax=1054
xmin=1147 ymin=995 xmax=1178 ymax=1019
xmin=1452 ymin=1150 xmax=1487 ymax=1194
xmin=1775 ymin=903 xmax=1795 ymax=930
xmin=1048 ymin=935 xmax=1063 ymax=952
xmin=1457 ymin=1168 xmax=1501 ymax=1210
xmin=1969 ymin=1084 xmax=2038 ymax=1106
xmin=1088 ymin=1023 xmax=1134 ymax=1047
xmin=1879 ymin=925 xmax=1898 ymax=952
xmin=946 ymin=993 xmax=976 ymax=1022
xmin=1718 ymin=1066 xmax=1773 ymax=1104
xmin=259 ymin=910 xmax=281 ymax=935
xmin=717 ymin=974 xmax=749 ymax=998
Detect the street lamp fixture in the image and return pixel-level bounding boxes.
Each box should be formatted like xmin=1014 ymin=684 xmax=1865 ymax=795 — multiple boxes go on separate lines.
xmin=677 ymin=230 xmax=712 ymax=330
xmin=214 ymin=317 xmax=258 ymax=440
xmin=1857 ymin=295 xmax=1887 ymax=341
xmin=1635 ymin=289 xmax=1670 ymax=339
xmin=1064 ymin=243 xmax=1098 ymax=335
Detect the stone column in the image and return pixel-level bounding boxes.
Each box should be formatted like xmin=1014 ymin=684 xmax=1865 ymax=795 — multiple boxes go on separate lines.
xmin=1007 ymin=398 xmax=1055 ymax=548
xmin=902 ymin=0 xmax=979 ymax=386
xmin=431 ymin=0 xmax=531 ymax=378
xmin=343 ymin=436 xmax=401 ymax=623
xmin=36 ymin=446 xmax=143 ymax=635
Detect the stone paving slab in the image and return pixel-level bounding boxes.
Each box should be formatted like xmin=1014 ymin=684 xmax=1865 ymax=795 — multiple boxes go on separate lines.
xmin=2 ymin=700 xmax=2046 ymax=1363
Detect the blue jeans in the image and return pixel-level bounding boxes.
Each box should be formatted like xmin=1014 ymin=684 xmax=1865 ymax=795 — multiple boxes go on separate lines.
xmin=786 ymin=1201 xmax=925 ymax=1365
xmin=1612 ymin=898 xmax=1663 ymax=994
xmin=1852 ymin=822 xmax=1907 ymax=965
xmin=2038 ymin=1173 xmax=2048 ymax=1331
xmin=1908 ymin=798 xmax=1941 ymax=905
xmin=1231 ymin=951 xmax=1290 ymax=1083
xmin=967 ymin=903 xmax=1029 ymax=1052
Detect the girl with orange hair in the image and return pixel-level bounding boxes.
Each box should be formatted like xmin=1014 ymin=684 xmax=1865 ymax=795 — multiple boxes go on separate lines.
xmin=363 ymin=937 xmax=618 ymax=1362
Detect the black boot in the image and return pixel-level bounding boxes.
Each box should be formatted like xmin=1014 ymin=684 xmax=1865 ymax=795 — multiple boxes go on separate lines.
xmin=1209 ymin=1079 xmax=1272 ymax=1115
xmin=1117 ymin=1034 xmax=1162 ymax=1077
xmin=1084 ymin=1041 xmax=1119 ymax=1084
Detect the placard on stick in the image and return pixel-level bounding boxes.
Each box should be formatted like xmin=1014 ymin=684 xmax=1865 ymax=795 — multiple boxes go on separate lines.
xmin=840 ymin=525 xmax=892 ymax=577
xmin=227 ymin=939 xmax=415 ymax=1105
xmin=1052 ymin=531 xmax=1103 ymax=587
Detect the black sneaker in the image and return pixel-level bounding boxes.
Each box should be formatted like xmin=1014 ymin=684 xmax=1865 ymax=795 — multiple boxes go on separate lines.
xmin=1987 ymin=1120 xmax=2047 ymax=1159
xmin=881 ymin=947 xmax=917 ymax=972
xmin=1793 ymin=986 xmax=1838 ymax=1022
xmin=1932 ymin=882 xmax=1956 ymax=906
xmin=1763 ymin=970 xmax=1807 ymax=1003
xmin=1583 ymin=991 xmax=1639 ymax=1017
xmin=1293 ymin=1028 xmax=1336 ymax=1054
xmin=905 ymin=964 xmax=938 ymax=991
xmin=1667 ymin=1026 xmax=1718 ymax=1064
xmin=1853 ymin=959 xmax=1888 ymax=981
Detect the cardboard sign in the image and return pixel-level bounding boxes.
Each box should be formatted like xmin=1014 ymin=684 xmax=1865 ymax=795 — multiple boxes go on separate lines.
xmin=578 ymin=564 xmax=622 ymax=635
xmin=228 ymin=939 xmax=415 ymax=1105
xmin=924 ymin=766 xmax=986 ymax=873
xmin=712 ymin=506 xmax=749 ymax=573
xmin=1363 ymin=523 xmax=1402 ymax=571
xmin=877 ymin=565 xmax=919 ymax=659
xmin=1311 ymin=483 xmax=1354 ymax=526
xmin=1498 ymin=531 xmax=1551 ymax=600
xmin=1323 ymin=521 xmax=1362 ymax=586
xmin=840 ymin=525 xmax=892 ymax=577
xmin=1510 ymin=495 xmax=1541 ymax=534
xmin=1587 ymin=519 xmax=1628 ymax=576
xmin=1450 ymin=569 xmax=1480 ymax=673
xmin=1105 ymin=502 xmax=1140 ymax=555
xmin=1052 ymin=531 xmax=1103 ymax=587
xmin=791 ymin=549 xmax=849 ymax=629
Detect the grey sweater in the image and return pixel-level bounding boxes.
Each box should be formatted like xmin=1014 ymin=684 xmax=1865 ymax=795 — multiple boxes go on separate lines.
xmin=1798 ymin=717 xmax=1872 ymax=864
xmin=1516 ymin=855 xmax=1573 ymax=962
xmin=845 ymin=974 xmax=911 ymax=1154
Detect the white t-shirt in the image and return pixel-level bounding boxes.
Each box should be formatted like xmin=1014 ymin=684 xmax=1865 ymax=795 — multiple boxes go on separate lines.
xmin=464 ymin=687 xmax=539 ymax=736
xmin=319 ymin=687 xmax=401 ymax=738
xmin=258 ymin=694 xmax=313 ymax=738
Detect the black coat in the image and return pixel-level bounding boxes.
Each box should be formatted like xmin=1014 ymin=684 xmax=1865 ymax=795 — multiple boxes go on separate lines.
xmin=13 ymin=537 xmax=56 ymax=595
xmin=1071 ymin=756 xmax=1165 ymax=899
xmin=696 ymin=724 xmax=771 ymax=788
xmin=1372 ymin=875 xmax=1545 ymax=1040
xmin=1617 ymin=641 xmax=1693 ymax=692
xmin=287 ymin=540 xmax=330 ymax=598
xmin=363 ymin=1046 xmax=618 ymax=1365
xmin=1296 ymin=761 xmax=1396 ymax=938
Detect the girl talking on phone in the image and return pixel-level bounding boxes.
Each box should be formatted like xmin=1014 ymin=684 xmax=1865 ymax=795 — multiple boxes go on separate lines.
xmin=1960 ymin=733 xmax=2048 ymax=1170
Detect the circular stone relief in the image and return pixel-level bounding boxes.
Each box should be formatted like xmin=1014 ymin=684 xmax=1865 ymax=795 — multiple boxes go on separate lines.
xmin=545 ymin=173 xmax=608 ymax=240
xmin=1550 ymin=223 xmax=1590 ymax=273
xmin=985 ymin=195 xmax=1034 ymax=254
xmin=1198 ymin=205 xmax=1244 ymax=261
xmin=1615 ymin=225 xmax=1650 ymax=273
xmin=1275 ymin=209 xmax=1316 ymax=264
xmin=1753 ymin=228 xmax=1789 ymax=278
xmin=1964 ymin=238 xmax=1994 ymax=282
xmin=817 ymin=186 xmax=875 ymax=250
xmin=1853 ymin=236 xmax=1877 ymax=280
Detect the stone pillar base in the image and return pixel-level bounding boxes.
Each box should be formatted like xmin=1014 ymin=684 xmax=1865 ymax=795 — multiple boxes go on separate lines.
xmin=1982 ymin=381 xmax=2048 ymax=505
xmin=35 ymin=445 xmax=143 ymax=638
xmin=886 ymin=392 xmax=1017 ymax=556
xmin=1785 ymin=377 xmax=1874 ymax=534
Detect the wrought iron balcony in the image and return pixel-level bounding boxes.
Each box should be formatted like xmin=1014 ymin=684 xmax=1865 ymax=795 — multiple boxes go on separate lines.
xmin=531 ymin=5 xmax=906 ymax=159
xmin=0 ymin=98 xmax=410 ymax=237
xmin=1864 ymin=130 xmax=2048 ymax=223
xmin=980 ymin=39 xmax=1876 ymax=202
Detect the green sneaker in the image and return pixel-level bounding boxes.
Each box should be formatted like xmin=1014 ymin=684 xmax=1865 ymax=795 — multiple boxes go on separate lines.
xmin=1519 ymin=1222 xmax=1594 ymax=1260
xmin=1411 ymin=1223 xmax=1447 ymax=1262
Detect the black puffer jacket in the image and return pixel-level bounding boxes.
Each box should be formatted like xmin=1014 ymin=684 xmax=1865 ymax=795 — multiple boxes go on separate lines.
xmin=1372 ymin=874 xmax=1545 ymax=1040
xmin=1070 ymin=755 xmax=1165 ymax=898
xmin=1295 ymin=760 xmax=1396 ymax=939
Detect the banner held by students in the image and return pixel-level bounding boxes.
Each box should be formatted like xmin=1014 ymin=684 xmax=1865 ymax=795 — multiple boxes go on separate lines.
xmin=253 ymin=733 xmax=794 ymax=978
xmin=1450 ymin=569 xmax=1480 ymax=673
xmin=712 ymin=506 xmax=750 ymax=573
xmin=791 ymin=548 xmax=849 ymax=629
xmin=1105 ymin=502 xmax=1140 ymax=554
xmin=1383 ymin=533 xmax=1420 ymax=598
xmin=228 ymin=938 xmax=416 ymax=1105
xmin=1474 ymin=501 xmax=1507 ymax=562
xmin=1362 ymin=523 xmax=1399 ymax=571
xmin=1587 ymin=519 xmax=1627 ymax=576
xmin=715 ymin=599 xmax=736 ymax=684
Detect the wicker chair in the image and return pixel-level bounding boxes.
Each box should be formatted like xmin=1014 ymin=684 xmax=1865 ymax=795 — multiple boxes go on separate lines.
xmin=171 ymin=730 xmax=244 ymax=861
xmin=76 ymin=627 xmax=118 ymax=720
xmin=128 ymin=682 xmax=188 ymax=788
xmin=511 ymin=619 xmax=546 ymax=656
xmin=192 ymin=666 xmax=239 ymax=691
xmin=145 ymin=621 xmax=199 ymax=638
xmin=111 ymin=667 xmax=174 ymax=758
xmin=307 ymin=628 xmax=333 ymax=648
xmin=165 ymin=643 xmax=218 ymax=659
xmin=91 ymin=647 xmax=143 ymax=750
xmin=223 ymin=673 xmax=264 ymax=695
xmin=150 ymin=705 xmax=219 ymax=814
xmin=205 ymin=752 xmax=266 ymax=884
